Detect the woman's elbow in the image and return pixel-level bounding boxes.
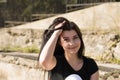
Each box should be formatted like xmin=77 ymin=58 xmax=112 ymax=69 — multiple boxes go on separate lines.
xmin=39 ymin=57 xmax=55 ymax=70
xmin=39 ymin=58 xmax=48 ymax=69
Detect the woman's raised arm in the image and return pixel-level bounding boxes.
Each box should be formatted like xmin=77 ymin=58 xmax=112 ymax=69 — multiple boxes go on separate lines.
xmin=39 ymin=21 xmax=65 ymax=70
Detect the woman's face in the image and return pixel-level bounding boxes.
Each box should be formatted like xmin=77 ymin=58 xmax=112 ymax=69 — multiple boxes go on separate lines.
xmin=60 ymin=30 xmax=81 ymax=55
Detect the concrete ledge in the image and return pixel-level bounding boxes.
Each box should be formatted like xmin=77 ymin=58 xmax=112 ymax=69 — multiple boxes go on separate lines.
xmin=1 ymin=52 xmax=120 ymax=80
xmin=98 ymin=62 xmax=120 ymax=72
xmin=1 ymin=52 xmax=120 ymax=73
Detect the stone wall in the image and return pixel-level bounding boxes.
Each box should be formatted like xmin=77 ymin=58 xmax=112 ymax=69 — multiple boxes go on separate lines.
xmin=0 ymin=53 xmax=120 ymax=80
xmin=0 ymin=28 xmax=43 ymax=50
xmin=83 ymin=31 xmax=120 ymax=61
xmin=0 ymin=54 xmax=41 ymax=80
xmin=0 ymin=28 xmax=120 ymax=62
xmin=0 ymin=2 xmax=120 ymax=61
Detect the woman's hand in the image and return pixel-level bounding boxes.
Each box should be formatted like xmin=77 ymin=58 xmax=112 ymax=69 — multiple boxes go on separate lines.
xmin=54 ymin=20 xmax=66 ymax=30
xmin=54 ymin=21 xmax=66 ymax=36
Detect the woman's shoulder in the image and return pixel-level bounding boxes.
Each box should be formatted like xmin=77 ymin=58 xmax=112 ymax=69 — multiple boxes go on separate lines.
xmin=83 ymin=56 xmax=98 ymax=68
xmin=83 ymin=56 xmax=96 ymax=63
xmin=83 ymin=56 xmax=99 ymax=74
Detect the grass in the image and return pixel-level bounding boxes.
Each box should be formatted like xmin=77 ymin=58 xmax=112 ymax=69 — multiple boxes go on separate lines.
xmin=109 ymin=58 xmax=120 ymax=64
xmin=86 ymin=53 xmax=120 ymax=65
xmin=99 ymin=54 xmax=120 ymax=64
xmin=0 ymin=46 xmax=40 ymax=53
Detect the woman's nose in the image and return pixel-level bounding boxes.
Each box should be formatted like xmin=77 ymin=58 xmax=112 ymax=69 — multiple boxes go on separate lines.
xmin=69 ymin=40 xmax=75 ymax=46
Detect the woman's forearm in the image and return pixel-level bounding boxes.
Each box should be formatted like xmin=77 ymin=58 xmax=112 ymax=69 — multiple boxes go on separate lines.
xmin=39 ymin=30 xmax=61 ymax=70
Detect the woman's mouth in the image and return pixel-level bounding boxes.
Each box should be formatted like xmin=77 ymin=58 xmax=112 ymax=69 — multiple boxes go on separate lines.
xmin=68 ymin=46 xmax=77 ymax=50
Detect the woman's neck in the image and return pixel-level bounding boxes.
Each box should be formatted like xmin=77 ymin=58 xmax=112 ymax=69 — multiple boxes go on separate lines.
xmin=64 ymin=53 xmax=83 ymax=71
xmin=64 ymin=52 xmax=82 ymax=64
xmin=65 ymin=52 xmax=78 ymax=61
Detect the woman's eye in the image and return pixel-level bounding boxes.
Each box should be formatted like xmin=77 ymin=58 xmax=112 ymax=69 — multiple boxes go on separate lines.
xmin=73 ymin=36 xmax=79 ymax=40
xmin=64 ymin=38 xmax=69 ymax=42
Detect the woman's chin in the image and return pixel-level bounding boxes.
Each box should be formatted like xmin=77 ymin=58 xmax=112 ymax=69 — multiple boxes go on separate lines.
xmin=69 ymin=51 xmax=77 ymax=55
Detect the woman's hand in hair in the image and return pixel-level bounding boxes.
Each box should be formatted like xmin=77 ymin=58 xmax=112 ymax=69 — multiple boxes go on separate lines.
xmin=54 ymin=21 xmax=65 ymax=30
xmin=54 ymin=21 xmax=66 ymax=36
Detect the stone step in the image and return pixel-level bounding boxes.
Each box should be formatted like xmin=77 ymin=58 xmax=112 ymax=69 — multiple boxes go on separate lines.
xmin=97 ymin=62 xmax=120 ymax=73
xmin=1 ymin=52 xmax=120 ymax=73
xmin=0 ymin=52 xmax=38 ymax=60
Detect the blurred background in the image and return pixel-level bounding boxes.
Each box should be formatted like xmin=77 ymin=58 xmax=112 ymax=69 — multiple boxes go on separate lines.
xmin=0 ymin=0 xmax=119 ymax=27
xmin=0 ymin=1 xmax=120 ymax=80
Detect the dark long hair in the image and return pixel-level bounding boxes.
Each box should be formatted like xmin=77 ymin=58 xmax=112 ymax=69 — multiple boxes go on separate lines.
xmin=38 ymin=17 xmax=85 ymax=60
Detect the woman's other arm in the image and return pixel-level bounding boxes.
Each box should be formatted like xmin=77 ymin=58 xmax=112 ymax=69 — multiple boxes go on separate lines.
xmin=90 ymin=71 xmax=99 ymax=80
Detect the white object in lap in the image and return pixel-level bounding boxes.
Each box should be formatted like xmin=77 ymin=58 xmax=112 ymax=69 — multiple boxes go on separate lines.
xmin=65 ymin=74 xmax=82 ymax=80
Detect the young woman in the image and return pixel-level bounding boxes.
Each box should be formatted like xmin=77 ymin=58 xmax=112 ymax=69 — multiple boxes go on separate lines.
xmin=38 ymin=17 xmax=99 ymax=80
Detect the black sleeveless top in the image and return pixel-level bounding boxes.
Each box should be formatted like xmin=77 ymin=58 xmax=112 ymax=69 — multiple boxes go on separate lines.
xmin=51 ymin=55 xmax=99 ymax=80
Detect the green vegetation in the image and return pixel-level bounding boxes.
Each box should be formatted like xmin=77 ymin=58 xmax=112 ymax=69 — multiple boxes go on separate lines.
xmin=1 ymin=0 xmax=67 ymax=21
xmin=1 ymin=46 xmax=39 ymax=53
xmin=111 ymin=58 xmax=120 ymax=64
xmin=99 ymin=54 xmax=120 ymax=65
xmin=2 ymin=0 xmax=118 ymax=22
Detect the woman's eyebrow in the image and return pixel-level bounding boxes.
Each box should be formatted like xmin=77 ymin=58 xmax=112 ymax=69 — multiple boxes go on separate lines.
xmin=62 ymin=34 xmax=78 ymax=39
xmin=73 ymin=34 xmax=79 ymax=37
xmin=63 ymin=37 xmax=69 ymax=39
xmin=70 ymin=34 xmax=77 ymax=37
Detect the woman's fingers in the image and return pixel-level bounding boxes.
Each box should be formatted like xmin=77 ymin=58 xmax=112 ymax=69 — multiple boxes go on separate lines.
xmin=54 ymin=20 xmax=66 ymax=29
